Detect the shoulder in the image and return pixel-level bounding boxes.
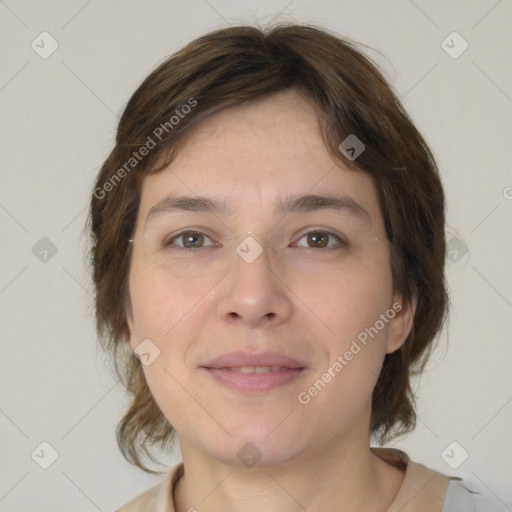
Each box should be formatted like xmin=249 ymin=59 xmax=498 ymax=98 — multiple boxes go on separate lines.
xmin=114 ymin=463 xmax=184 ymax=512
xmin=442 ymin=480 xmax=476 ymax=511
xmin=372 ymin=447 xmax=506 ymax=512
xmin=443 ymin=479 xmax=508 ymax=512
xmin=114 ymin=482 xmax=162 ymax=512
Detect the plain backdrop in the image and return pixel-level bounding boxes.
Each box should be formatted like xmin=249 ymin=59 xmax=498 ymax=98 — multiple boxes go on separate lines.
xmin=1 ymin=1 xmax=511 ymax=510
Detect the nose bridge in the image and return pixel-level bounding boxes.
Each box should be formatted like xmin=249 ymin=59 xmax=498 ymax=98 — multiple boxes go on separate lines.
xmin=230 ymin=234 xmax=276 ymax=296
xmin=217 ymin=234 xmax=292 ymax=326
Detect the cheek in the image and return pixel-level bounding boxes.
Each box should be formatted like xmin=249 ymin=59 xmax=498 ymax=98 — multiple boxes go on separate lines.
xmin=128 ymin=268 xmax=210 ymax=432
xmin=128 ymin=263 xmax=210 ymax=343
xmin=297 ymin=263 xmax=394 ymax=341
xmin=127 ymin=265 xmax=212 ymax=403
xmin=141 ymin=363 xmax=207 ymax=438
xmin=295 ymin=264 xmax=393 ymax=404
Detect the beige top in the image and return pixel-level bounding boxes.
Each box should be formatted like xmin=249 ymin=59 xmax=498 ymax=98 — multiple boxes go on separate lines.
xmin=116 ymin=448 xmax=453 ymax=512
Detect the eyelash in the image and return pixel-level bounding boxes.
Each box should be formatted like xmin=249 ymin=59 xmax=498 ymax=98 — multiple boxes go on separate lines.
xmin=163 ymin=230 xmax=348 ymax=251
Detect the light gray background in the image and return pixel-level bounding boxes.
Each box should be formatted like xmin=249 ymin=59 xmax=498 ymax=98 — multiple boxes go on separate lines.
xmin=1 ymin=1 xmax=511 ymax=510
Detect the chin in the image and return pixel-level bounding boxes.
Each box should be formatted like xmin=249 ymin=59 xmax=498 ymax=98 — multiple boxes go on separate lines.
xmin=210 ymin=420 xmax=307 ymax=468
xmin=217 ymin=441 xmax=302 ymax=469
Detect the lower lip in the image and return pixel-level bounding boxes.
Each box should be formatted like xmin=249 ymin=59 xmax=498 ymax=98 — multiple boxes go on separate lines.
xmin=202 ymin=368 xmax=305 ymax=393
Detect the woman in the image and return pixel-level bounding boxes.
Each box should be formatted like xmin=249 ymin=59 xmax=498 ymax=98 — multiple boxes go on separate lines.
xmin=89 ymin=24 xmax=481 ymax=511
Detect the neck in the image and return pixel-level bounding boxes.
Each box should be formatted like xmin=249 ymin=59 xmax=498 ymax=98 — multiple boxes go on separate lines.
xmin=173 ymin=439 xmax=404 ymax=512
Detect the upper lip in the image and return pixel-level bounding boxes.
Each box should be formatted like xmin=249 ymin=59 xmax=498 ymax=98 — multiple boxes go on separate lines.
xmin=201 ymin=351 xmax=307 ymax=369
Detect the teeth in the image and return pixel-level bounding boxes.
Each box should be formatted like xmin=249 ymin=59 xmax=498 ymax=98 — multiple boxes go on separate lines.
xmin=233 ymin=366 xmax=282 ymax=373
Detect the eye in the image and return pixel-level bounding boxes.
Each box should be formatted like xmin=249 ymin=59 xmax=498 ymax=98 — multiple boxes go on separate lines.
xmin=293 ymin=230 xmax=346 ymax=249
xmin=165 ymin=231 xmax=219 ymax=249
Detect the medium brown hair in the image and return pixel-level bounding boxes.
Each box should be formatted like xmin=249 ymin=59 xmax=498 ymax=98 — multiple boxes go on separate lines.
xmin=88 ymin=24 xmax=447 ymax=473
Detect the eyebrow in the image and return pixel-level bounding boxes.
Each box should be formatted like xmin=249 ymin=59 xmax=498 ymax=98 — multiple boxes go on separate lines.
xmin=145 ymin=193 xmax=371 ymax=226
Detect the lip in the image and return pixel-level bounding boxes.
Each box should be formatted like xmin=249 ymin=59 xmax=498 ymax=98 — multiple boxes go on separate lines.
xmin=200 ymin=351 xmax=307 ymax=394
xmin=202 ymin=351 xmax=307 ymax=369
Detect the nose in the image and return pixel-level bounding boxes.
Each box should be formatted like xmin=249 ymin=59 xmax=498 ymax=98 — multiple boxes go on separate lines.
xmin=216 ymin=243 xmax=293 ymax=329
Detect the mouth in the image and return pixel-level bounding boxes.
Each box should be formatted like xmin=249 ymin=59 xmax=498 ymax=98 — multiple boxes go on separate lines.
xmin=219 ymin=366 xmax=292 ymax=373
xmin=200 ymin=351 xmax=307 ymax=393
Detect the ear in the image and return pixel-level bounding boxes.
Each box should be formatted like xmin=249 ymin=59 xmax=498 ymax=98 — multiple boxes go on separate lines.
xmin=385 ymin=294 xmax=417 ymax=354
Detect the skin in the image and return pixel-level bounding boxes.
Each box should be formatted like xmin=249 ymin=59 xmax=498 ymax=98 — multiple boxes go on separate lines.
xmin=126 ymin=89 xmax=415 ymax=512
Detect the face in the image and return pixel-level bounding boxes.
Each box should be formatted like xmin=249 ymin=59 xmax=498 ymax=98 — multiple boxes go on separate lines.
xmin=127 ymin=90 xmax=413 ymax=467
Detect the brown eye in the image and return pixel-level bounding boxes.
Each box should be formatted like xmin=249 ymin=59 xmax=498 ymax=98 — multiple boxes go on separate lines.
xmin=307 ymin=232 xmax=329 ymax=248
xmin=294 ymin=231 xmax=344 ymax=249
xmin=182 ymin=233 xmax=205 ymax=248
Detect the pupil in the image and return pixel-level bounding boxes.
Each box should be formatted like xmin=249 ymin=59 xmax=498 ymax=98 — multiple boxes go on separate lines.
xmin=184 ymin=233 xmax=203 ymax=248
xmin=309 ymin=232 xmax=327 ymax=248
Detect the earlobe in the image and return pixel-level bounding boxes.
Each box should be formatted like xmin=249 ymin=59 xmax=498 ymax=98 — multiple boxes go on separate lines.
xmin=385 ymin=295 xmax=417 ymax=354
xmin=126 ymin=325 xmax=139 ymax=352
xmin=124 ymin=321 xmax=136 ymax=350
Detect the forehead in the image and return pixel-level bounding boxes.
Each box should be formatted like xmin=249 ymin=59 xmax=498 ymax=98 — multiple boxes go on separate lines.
xmin=136 ymin=90 xmax=383 ymax=229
